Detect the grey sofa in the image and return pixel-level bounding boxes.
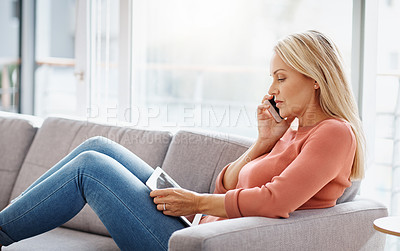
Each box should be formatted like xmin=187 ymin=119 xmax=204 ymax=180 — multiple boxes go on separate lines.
xmin=0 ymin=112 xmax=388 ymax=250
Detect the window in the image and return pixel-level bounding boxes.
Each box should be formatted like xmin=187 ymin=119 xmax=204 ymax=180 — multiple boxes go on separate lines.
xmin=30 ymin=0 xmax=354 ymax=137
xmin=34 ymin=0 xmax=123 ymax=121
xmin=129 ymin=0 xmax=353 ymax=137
xmin=360 ymin=0 xmax=400 ymax=249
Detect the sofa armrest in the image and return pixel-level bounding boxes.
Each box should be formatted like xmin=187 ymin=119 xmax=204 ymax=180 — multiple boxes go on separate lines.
xmin=169 ymin=197 xmax=388 ymax=251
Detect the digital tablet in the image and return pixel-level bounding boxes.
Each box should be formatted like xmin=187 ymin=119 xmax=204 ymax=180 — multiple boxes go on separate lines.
xmin=146 ymin=167 xmax=202 ymax=227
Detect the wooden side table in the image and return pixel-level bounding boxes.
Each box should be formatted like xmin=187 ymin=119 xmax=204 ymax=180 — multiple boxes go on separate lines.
xmin=374 ymin=216 xmax=400 ymax=237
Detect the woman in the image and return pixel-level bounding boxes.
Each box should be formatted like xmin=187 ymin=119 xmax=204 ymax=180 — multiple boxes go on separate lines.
xmin=0 ymin=30 xmax=365 ymax=250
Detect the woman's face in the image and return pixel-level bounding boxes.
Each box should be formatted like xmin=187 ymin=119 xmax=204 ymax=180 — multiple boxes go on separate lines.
xmin=268 ymin=52 xmax=320 ymax=120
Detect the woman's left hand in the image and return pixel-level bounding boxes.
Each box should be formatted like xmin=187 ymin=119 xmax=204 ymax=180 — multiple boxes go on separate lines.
xmin=150 ymin=188 xmax=200 ymax=216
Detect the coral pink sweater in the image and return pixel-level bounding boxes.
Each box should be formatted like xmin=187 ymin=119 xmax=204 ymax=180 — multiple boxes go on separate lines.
xmin=200 ymin=118 xmax=356 ymax=223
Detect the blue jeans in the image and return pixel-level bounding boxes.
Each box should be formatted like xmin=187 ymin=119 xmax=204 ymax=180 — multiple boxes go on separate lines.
xmin=0 ymin=136 xmax=186 ymax=250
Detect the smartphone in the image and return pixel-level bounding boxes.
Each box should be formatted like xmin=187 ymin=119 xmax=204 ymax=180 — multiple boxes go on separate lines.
xmin=264 ymin=98 xmax=283 ymax=123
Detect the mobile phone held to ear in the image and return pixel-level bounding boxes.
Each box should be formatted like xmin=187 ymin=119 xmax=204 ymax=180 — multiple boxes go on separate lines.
xmin=264 ymin=98 xmax=283 ymax=123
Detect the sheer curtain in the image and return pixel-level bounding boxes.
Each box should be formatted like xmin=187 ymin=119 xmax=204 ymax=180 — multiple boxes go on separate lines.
xmin=88 ymin=0 xmax=120 ymax=122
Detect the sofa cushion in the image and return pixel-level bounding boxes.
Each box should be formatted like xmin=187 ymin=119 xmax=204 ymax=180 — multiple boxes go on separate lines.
xmin=3 ymin=227 xmax=118 ymax=250
xmin=161 ymin=130 xmax=253 ymax=194
xmin=336 ymin=180 xmax=360 ymax=204
xmin=10 ymin=117 xmax=172 ymax=236
xmin=0 ymin=116 xmax=38 ymax=210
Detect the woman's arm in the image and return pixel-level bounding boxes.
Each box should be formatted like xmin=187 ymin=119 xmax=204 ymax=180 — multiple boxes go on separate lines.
xmin=150 ymin=189 xmax=227 ymax=218
xmin=197 ymin=193 xmax=227 ymax=218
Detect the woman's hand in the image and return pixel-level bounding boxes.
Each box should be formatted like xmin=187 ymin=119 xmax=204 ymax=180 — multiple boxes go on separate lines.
xmin=257 ymin=95 xmax=294 ymax=148
xmin=150 ymin=188 xmax=200 ymax=216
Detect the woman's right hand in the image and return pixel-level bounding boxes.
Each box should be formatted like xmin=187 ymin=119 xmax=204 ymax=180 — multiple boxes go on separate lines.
xmin=256 ymin=95 xmax=293 ymax=149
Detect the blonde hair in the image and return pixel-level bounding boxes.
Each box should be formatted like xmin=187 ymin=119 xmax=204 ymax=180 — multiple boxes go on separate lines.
xmin=274 ymin=30 xmax=365 ymax=180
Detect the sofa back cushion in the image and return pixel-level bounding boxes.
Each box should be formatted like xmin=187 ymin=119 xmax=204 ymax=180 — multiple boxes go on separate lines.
xmin=0 ymin=116 xmax=38 ymax=210
xmin=10 ymin=117 xmax=172 ymax=236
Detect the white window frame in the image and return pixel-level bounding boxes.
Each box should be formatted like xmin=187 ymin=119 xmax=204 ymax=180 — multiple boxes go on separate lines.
xmin=118 ymin=0 xmax=132 ymax=122
xmin=20 ymin=0 xmax=36 ymax=115
xmin=356 ymin=0 xmax=379 ymax=172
